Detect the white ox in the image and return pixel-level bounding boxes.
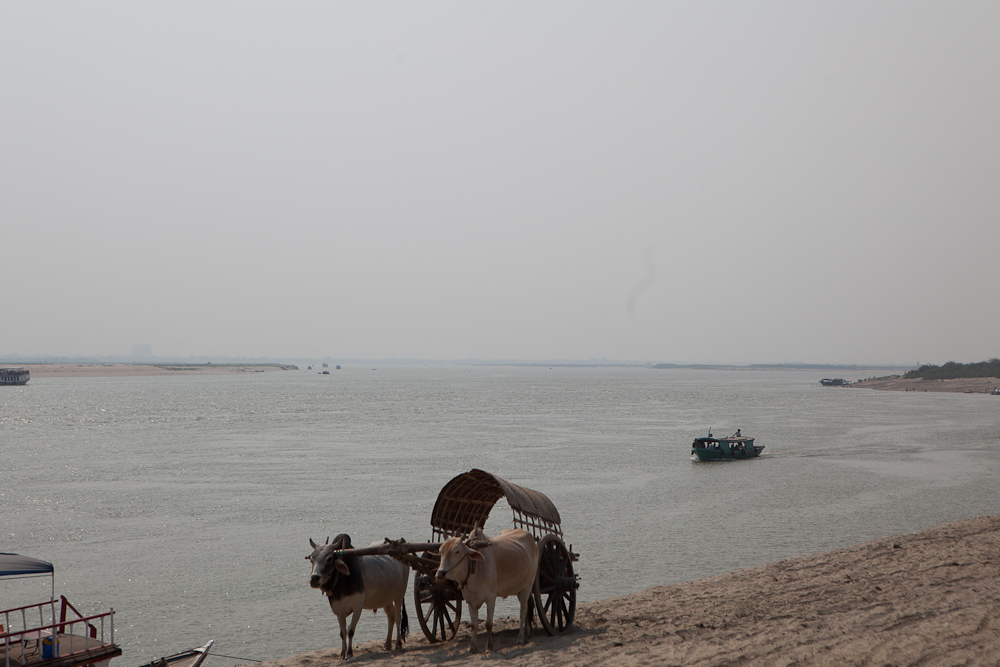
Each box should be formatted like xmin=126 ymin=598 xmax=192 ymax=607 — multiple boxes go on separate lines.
xmin=435 ymin=527 xmax=539 ymax=654
xmin=307 ymin=534 xmax=410 ymax=660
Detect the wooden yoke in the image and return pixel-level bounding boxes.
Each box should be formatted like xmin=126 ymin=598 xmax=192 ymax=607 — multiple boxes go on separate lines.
xmin=464 ymin=535 xmax=492 ymax=550
xmin=328 ymin=534 xmax=495 ymax=578
xmin=329 ymin=538 xmax=444 ymax=576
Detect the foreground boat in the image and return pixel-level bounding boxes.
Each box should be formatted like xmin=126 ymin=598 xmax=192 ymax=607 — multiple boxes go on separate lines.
xmin=691 ymin=430 xmax=764 ymax=461
xmin=1 ymin=554 xmax=120 ymax=667
xmin=131 ymin=641 xmax=213 ymax=667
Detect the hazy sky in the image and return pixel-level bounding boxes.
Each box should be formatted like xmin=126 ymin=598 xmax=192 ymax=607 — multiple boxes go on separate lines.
xmin=3 ymin=2 xmax=998 ymax=365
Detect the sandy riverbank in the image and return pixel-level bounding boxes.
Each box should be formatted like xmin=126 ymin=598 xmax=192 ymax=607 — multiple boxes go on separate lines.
xmin=854 ymin=375 xmax=1000 ymax=393
xmin=260 ymin=515 xmax=1000 ymax=666
xmin=15 ymin=363 xmax=296 ymax=378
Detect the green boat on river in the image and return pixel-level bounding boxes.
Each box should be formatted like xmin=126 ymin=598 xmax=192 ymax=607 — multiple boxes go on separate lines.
xmin=691 ymin=430 xmax=764 ymax=461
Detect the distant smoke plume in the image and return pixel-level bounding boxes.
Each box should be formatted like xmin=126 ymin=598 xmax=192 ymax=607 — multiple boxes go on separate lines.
xmin=626 ymin=249 xmax=655 ymax=315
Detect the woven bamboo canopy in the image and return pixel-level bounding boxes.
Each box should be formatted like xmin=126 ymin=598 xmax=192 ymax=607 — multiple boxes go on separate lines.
xmin=430 ymin=469 xmax=563 ymax=540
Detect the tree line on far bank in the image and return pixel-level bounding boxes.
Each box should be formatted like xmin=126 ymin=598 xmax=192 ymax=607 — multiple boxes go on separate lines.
xmin=904 ymin=358 xmax=1000 ymax=380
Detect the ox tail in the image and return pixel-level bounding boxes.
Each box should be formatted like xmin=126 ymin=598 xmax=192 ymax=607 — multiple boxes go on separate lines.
xmin=400 ymin=602 xmax=409 ymax=642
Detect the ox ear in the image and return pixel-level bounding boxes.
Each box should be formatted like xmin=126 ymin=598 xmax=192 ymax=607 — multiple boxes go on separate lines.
xmin=467 ymin=548 xmax=486 ymax=562
xmin=335 ymin=559 xmax=350 ymax=576
xmin=310 ymin=538 xmax=318 ymax=549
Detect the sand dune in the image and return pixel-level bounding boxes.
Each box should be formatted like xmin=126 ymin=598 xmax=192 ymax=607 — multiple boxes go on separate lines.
xmin=855 ymin=376 xmax=1000 ymax=393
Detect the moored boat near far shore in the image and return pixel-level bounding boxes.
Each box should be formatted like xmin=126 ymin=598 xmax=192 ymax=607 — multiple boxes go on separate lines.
xmin=819 ymin=378 xmax=852 ymax=386
xmin=691 ymin=430 xmax=764 ymax=461
xmin=0 ymin=368 xmax=30 ymax=385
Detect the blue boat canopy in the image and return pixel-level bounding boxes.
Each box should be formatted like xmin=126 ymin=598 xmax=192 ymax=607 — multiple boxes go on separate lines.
xmin=0 ymin=553 xmax=54 ymax=577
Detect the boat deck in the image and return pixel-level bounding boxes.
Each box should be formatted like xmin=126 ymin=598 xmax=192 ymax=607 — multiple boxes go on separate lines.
xmin=1 ymin=632 xmax=121 ymax=667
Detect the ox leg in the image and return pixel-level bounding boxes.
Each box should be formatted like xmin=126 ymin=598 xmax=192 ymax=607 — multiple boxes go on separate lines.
xmin=328 ymin=598 xmax=350 ymax=661
xmin=516 ymin=587 xmax=532 ymax=645
xmin=466 ymin=601 xmax=482 ymax=654
xmin=392 ymin=600 xmax=405 ymax=651
xmin=335 ymin=614 xmax=349 ymax=661
xmin=345 ymin=606 xmax=363 ymax=659
xmin=382 ymin=605 xmax=395 ymax=651
xmin=484 ymin=596 xmax=496 ymax=653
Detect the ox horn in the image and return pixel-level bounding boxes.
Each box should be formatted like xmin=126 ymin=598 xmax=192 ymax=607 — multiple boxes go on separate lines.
xmin=325 ymin=536 xmax=330 ymax=545
xmin=310 ymin=538 xmax=318 ymax=549
xmin=464 ymin=523 xmax=493 ymax=550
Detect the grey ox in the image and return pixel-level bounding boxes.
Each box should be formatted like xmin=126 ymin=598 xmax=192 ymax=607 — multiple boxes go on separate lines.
xmin=307 ymin=534 xmax=409 ymax=660
xmin=435 ymin=526 xmax=539 ymax=654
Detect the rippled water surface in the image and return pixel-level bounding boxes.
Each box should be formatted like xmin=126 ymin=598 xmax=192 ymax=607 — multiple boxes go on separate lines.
xmin=2 ymin=367 xmax=999 ymax=663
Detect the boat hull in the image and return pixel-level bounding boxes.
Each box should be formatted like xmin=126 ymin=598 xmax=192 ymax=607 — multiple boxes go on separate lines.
xmin=132 ymin=641 xmax=214 ymax=667
xmin=691 ymin=446 xmax=764 ymax=461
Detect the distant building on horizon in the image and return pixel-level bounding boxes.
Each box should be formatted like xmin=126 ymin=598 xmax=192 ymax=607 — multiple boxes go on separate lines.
xmin=132 ymin=343 xmax=152 ymax=358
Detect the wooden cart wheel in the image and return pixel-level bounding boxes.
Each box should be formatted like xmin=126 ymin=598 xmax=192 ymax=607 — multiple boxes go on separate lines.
xmin=533 ymin=534 xmax=577 ymax=635
xmin=413 ymin=572 xmax=463 ymax=643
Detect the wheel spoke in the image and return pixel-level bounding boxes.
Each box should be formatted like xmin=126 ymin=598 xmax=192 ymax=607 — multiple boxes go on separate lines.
xmin=434 ymin=607 xmax=445 ymax=641
xmin=438 ymin=604 xmax=454 ymax=638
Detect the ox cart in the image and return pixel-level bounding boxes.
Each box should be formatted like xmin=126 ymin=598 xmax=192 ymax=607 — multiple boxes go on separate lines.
xmin=335 ymin=469 xmax=579 ymax=643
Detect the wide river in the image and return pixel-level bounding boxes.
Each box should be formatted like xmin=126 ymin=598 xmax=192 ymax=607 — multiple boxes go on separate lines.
xmin=2 ymin=367 xmax=998 ymax=665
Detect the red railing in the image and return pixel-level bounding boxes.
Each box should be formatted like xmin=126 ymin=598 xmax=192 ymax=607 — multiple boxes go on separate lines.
xmin=58 ymin=598 xmax=97 ymax=639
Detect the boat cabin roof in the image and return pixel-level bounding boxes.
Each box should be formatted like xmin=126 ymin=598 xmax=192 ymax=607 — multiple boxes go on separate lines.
xmin=693 ymin=436 xmax=753 ymax=445
xmin=0 ymin=553 xmax=53 ymax=578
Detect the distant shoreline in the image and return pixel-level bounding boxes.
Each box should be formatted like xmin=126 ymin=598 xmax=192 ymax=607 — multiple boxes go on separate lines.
xmin=652 ymin=363 xmax=913 ymax=372
xmin=14 ymin=365 xmax=998 ymax=392
xmin=17 ymin=363 xmax=296 ymax=378
xmin=853 ymin=375 xmax=1000 ymax=393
